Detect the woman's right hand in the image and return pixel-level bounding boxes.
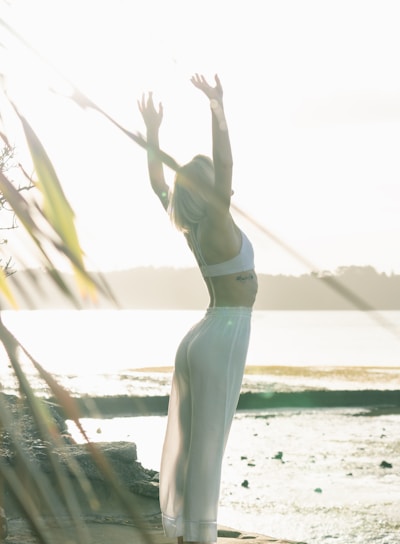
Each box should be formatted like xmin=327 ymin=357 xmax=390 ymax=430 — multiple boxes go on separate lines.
xmin=138 ymin=92 xmax=163 ymax=132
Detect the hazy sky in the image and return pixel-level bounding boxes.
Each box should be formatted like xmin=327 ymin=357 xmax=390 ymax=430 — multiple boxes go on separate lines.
xmin=2 ymin=0 xmax=400 ymax=275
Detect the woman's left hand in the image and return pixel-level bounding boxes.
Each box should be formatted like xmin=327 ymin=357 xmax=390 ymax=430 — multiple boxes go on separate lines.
xmin=191 ymin=73 xmax=223 ymax=103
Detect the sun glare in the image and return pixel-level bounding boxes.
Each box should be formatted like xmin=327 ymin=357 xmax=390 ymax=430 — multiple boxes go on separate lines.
xmin=1 ymin=0 xmax=400 ymax=274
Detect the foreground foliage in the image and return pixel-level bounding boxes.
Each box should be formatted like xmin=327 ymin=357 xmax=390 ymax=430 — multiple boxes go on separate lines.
xmin=0 ymin=13 xmax=153 ymax=544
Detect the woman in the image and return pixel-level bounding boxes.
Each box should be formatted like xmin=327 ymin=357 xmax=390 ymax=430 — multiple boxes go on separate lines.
xmin=138 ymin=73 xmax=258 ymax=544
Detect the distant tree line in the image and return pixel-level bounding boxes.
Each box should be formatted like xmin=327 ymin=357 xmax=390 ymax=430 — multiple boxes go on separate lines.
xmin=6 ymin=265 xmax=400 ymax=310
xmin=258 ymin=265 xmax=400 ymax=310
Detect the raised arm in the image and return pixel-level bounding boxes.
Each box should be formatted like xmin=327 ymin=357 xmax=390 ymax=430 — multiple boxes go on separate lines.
xmin=191 ymin=73 xmax=233 ymax=210
xmin=138 ymin=92 xmax=169 ymax=210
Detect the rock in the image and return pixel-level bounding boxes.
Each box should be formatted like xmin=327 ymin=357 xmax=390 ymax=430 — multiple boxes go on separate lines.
xmin=0 ymin=393 xmax=307 ymax=544
xmin=272 ymin=451 xmax=283 ymax=460
xmin=54 ymin=441 xmax=158 ymax=493
xmin=0 ymin=507 xmax=8 ymax=539
xmin=0 ymin=394 xmax=72 ymax=460
xmin=0 ymin=393 xmax=158 ymax=518
xmin=217 ymin=526 xmax=308 ymax=543
xmin=130 ymin=479 xmax=160 ymax=498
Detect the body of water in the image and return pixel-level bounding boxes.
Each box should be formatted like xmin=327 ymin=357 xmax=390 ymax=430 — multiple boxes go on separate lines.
xmin=1 ymin=309 xmax=400 ymax=395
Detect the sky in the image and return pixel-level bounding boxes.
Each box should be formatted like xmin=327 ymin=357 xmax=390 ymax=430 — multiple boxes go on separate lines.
xmin=1 ymin=0 xmax=400 ymax=275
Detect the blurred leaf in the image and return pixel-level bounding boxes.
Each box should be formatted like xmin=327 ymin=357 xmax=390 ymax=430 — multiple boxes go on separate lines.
xmin=0 ymin=465 xmax=56 ymax=544
xmin=28 ymin=354 xmax=89 ymax=440
xmin=20 ymin=357 xmax=103 ymax=510
xmin=0 ymin=171 xmax=89 ymax=307
xmin=45 ymin=266 xmax=83 ymax=307
xmin=0 ymin=394 xmax=69 ymax=536
xmin=0 ymin=265 xmax=17 ymax=308
xmin=18 ymin=112 xmax=75 ymax=227
xmin=0 ymin=319 xmax=94 ymax=543
xmin=9 ymin=105 xmax=97 ymax=300
xmin=0 ymin=170 xmax=40 ymax=235
xmin=0 ymin=320 xmax=154 ymax=544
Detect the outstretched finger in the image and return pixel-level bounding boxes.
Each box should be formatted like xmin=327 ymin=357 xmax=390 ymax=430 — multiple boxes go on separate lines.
xmin=137 ymin=93 xmax=145 ymax=113
xmin=192 ymin=73 xmax=206 ymax=85
xmin=147 ymin=91 xmax=154 ymax=106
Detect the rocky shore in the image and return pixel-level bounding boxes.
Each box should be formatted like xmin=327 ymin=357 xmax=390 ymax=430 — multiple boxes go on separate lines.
xmin=50 ymin=389 xmax=400 ymax=418
xmin=0 ymin=393 xmax=306 ymax=544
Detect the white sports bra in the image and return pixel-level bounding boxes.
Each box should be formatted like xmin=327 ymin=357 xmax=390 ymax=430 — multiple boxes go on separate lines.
xmin=190 ymin=228 xmax=255 ymax=278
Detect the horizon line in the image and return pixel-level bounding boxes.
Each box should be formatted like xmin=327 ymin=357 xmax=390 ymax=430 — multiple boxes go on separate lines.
xmin=16 ymin=264 xmax=400 ymax=277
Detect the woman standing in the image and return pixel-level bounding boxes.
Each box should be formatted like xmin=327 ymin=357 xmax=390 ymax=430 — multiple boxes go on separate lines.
xmin=138 ymin=73 xmax=258 ymax=544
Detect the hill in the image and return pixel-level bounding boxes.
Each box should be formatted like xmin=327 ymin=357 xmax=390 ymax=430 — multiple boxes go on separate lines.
xmin=4 ymin=265 xmax=400 ymax=310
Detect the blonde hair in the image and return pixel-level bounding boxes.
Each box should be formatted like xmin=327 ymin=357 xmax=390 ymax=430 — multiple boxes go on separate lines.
xmin=169 ymin=155 xmax=214 ymax=232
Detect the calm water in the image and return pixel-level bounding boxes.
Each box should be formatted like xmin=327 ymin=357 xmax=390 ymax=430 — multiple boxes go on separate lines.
xmin=2 ymin=309 xmax=400 ymax=543
xmin=1 ymin=309 xmax=399 ymax=395
xmin=2 ymin=308 xmax=400 ymax=371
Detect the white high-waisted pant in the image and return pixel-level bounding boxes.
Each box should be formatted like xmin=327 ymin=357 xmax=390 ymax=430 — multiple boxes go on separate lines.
xmin=159 ymin=306 xmax=252 ymax=543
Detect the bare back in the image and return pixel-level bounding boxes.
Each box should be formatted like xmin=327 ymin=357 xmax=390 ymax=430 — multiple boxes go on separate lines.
xmin=188 ymin=214 xmax=258 ymax=308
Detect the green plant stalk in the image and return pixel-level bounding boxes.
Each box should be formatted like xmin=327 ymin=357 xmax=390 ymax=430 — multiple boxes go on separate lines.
xmin=0 ymin=318 xmax=93 ymax=543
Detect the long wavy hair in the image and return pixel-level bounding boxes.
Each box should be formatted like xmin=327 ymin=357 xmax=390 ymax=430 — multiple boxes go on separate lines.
xmin=168 ymin=154 xmax=214 ymax=232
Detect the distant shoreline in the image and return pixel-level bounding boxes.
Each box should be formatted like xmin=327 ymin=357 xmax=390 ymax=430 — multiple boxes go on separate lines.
xmin=6 ymin=266 xmax=400 ymax=310
xmin=133 ymin=364 xmax=400 ymax=392
xmin=134 ymin=364 xmax=400 ymax=377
